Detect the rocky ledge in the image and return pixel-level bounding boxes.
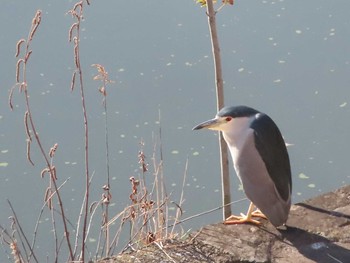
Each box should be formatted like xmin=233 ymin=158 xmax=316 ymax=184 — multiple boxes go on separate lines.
xmin=98 ymin=185 xmax=350 ymax=263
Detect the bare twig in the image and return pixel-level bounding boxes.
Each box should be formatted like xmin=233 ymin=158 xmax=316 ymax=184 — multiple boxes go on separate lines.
xmin=167 ymin=197 xmax=247 ymax=228
xmin=92 ymin=63 xmax=113 ymax=257
xmin=206 ymin=0 xmax=231 ymax=220
xmin=68 ymin=2 xmax=90 ymax=261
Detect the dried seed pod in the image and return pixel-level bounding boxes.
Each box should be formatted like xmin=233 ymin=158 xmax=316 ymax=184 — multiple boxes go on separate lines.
xmin=102 ymin=192 xmax=112 ymax=204
xmin=15 ymin=39 xmax=26 ymax=57
xmin=16 ymin=59 xmax=24 ymax=83
xmin=24 ymin=111 xmax=32 ymax=142
xmin=40 ymin=167 xmax=49 ymax=178
xmin=8 ymin=86 xmax=15 ymax=110
xmin=29 ymin=10 xmax=42 ymax=41
xmin=44 ymin=187 xmax=53 ymax=210
xmin=103 ymin=196 xmax=110 ymax=205
xmin=70 ymin=71 xmax=76 ymax=92
xmin=68 ymin=22 xmax=78 ymax=42
xmin=99 ymin=87 xmax=106 ymax=96
xmin=24 ymin=50 xmax=32 ymax=63
xmin=146 ymin=232 xmax=156 ymax=244
xmin=73 ymin=37 xmax=79 ymax=68
xmin=130 ymin=209 xmax=136 ymax=219
xmin=26 ymin=139 xmax=34 ymax=166
xmin=73 ymin=2 xmax=82 ymax=13
xmin=49 ymin=143 xmax=58 ymax=158
xmin=50 ymin=166 xmax=57 ymax=180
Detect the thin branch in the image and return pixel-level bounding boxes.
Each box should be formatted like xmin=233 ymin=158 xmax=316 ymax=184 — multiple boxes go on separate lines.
xmin=68 ymin=2 xmax=90 ymax=261
xmin=206 ymin=0 xmax=231 ymax=220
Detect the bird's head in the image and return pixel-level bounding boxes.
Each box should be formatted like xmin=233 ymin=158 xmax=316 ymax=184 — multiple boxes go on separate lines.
xmin=192 ymin=105 xmax=259 ymax=132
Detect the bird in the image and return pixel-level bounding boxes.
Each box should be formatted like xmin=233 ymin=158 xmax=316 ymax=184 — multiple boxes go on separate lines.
xmin=193 ymin=105 xmax=292 ymax=227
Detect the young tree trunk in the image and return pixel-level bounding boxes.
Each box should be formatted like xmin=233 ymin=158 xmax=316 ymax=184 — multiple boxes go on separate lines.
xmin=206 ymin=0 xmax=231 ymax=220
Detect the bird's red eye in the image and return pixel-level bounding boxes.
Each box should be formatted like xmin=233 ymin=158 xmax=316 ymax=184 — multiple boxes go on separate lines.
xmin=225 ymin=117 xmax=232 ymax=122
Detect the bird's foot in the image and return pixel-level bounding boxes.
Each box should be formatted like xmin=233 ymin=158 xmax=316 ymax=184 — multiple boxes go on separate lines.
xmin=251 ymin=209 xmax=267 ymax=220
xmin=224 ymin=213 xmax=262 ymax=226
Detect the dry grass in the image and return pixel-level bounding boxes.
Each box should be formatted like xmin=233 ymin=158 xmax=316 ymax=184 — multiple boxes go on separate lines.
xmin=1 ymin=2 xmax=189 ymax=262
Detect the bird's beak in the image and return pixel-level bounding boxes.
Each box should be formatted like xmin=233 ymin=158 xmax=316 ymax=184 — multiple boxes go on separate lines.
xmin=192 ymin=117 xmax=222 ymax=131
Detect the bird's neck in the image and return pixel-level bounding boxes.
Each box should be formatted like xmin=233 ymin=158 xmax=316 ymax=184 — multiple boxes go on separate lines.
xmin=222 ymin=116 xmax=253 ymax=155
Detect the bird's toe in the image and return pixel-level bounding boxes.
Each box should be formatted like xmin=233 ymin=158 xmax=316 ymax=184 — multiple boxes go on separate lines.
xmin=224 ymin=214 xmax=262 ymax=226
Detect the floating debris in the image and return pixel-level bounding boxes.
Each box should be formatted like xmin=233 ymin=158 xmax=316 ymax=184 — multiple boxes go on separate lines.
xmin=0 ymin=162 xmax=9 ymax=167
xmin=298 ymin=173 xmax=309 ymax=179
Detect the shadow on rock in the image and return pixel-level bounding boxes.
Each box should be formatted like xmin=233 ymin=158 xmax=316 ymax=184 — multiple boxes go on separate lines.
xmin=280 ymin=226 xmax=350 ymax=263
xmin=297 ymin=202 xmax=350 ymax=221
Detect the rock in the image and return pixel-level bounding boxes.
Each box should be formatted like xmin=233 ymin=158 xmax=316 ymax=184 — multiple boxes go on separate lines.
xmin=98 ymin=185 xmax=350 ymax=262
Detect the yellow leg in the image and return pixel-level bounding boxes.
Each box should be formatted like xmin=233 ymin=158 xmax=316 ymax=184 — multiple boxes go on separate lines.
xmin=224 ymin=202 xmax=266 ymax=225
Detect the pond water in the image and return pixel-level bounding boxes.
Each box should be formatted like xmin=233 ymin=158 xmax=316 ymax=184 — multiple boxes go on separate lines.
xmin=0 ymin=0 xmax=349 ymax=261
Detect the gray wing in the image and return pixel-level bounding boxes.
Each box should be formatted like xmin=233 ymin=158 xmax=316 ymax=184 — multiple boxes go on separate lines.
xmin=250 ymin=113 xmax=292 ymax=202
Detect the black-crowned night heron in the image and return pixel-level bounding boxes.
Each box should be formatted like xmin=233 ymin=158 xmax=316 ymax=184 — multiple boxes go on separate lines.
xmin=193 ymin=105 xmax=292 ymax=227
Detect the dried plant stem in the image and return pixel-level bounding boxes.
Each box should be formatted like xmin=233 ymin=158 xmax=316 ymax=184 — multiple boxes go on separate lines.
xmin=9 ymin=10 xmax=74 ymax=260
xmin=171 ymin=157 xmax=188 ymax=236
xmin=107 ymin=212 xmax=127 ymax=255
xmin=30 ymin=178 xmax=70 ymax=262
xmin=78 ymin=39 xmax=90 ymax=263
xmin=92 ymin=63 xmax=114 ymax=257
xmin=100 ymin=74 xmax=111 ymax=257
xmin=23 ymin=62 xmax=74 ymax=262
xmin=68 ymin=2 xmax=90 ymax=261
xmin=73 ymin=172 xmax=94 ymax=258
xmin=167 ymin=197 xmax=247 ymax=229
xmin=158 ymin=119 xmax=168 ymax=239
xmin=49 ymin=158 xmax=59 ymax=261
xmin=121 ymin=198 xmax=169 ymax=253
xmin=91 ymin=63 xmax=112 ymax=257
xmin=103 ymin=82 xmax=111 ymax=257
xmin=7 ymin=200 xmax=39 ymax=263
xmin=206 ymin=0 xmax=231 ymax=220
